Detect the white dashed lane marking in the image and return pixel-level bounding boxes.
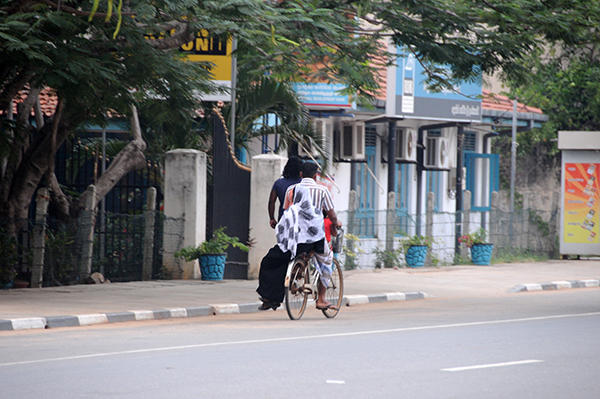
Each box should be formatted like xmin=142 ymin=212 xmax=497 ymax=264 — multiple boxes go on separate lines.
xmin=442 ymin=359 xmax=543 ymax=372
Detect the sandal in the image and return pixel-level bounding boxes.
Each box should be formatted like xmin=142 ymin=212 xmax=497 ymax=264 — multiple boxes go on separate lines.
xmin=316 ymin=303 xmax=338 ymax=311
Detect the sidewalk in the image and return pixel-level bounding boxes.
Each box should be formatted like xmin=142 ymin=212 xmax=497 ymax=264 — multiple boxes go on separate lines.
xmin=1 ymin=259 xmax=599 ymax=330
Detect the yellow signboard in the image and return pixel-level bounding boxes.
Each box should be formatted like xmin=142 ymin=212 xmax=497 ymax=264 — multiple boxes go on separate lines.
xmin=180 ymin=30 xmax=232 ymax=81
xmin=146 ymin=29 xmax=232 ymax=81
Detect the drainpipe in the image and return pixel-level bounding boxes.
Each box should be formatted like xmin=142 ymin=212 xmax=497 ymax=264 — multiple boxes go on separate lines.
xmin=387 ymin=120 xmax=397 ymax=194
xmin=483 ymin=131 xmax=499 ymax=154
xmin=416 ymin=127 xmax=425 ymax=235
xmin=454 ymin=125 xmax=464 ymax=260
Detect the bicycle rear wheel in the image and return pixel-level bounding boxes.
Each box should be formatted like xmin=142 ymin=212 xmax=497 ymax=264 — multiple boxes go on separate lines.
xmin=321 ymin=258 xmax=344 ymax=318
xmin=285 ymin=259 xmax=309 ymax=320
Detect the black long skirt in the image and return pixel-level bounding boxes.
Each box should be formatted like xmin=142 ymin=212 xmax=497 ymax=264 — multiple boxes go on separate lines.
xmin=256 ymin=245 xmax=291 ymax=304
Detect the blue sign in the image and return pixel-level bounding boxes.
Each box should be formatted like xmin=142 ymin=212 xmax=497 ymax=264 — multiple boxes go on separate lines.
xmin=292 ymin=83 xmax=351 ymax=108
xmin=395 ymin=49 xmax=482 ymax=121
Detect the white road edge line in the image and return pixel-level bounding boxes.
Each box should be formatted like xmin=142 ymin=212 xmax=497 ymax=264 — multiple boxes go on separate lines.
xmin=2 ymin=311 xmax=599 ymax=368
xmin=326 ymin=380 xmax=346 ymax=384
xmin=442 ymin=359 xmax=543 ymax=372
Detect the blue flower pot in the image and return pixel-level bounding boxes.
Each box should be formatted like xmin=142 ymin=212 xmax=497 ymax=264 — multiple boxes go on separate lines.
xmin=199 ymin=254 xmax=226 ymax=281
xmin=405 ymin=245 xmax=428 ymax=268
xmin=470 ymin=243 xmax=494 ymax=265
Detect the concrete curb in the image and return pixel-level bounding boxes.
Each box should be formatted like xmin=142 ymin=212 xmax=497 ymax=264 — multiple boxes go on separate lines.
xmin=511 ymin=279 xmax=600 ymax=293
xmin=0 ymin=291 xmax=428 ymax=331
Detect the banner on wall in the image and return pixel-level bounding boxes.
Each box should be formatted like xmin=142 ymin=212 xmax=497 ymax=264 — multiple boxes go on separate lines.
xmin=394 ymin=49 xmax=482 ymax=121
xmin=563 ymin=163 xmax=600 ymax=243
xmin=291 ymin=83 xmax=351 ymax=108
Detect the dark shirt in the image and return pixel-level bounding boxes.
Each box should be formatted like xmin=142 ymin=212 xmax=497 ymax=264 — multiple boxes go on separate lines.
xmin=272 ymin=177 xmax=301 ymax=219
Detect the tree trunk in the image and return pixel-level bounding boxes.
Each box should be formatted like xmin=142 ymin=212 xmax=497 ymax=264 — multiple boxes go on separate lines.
xmin=77 ymin=105 xmax=147 ymax=211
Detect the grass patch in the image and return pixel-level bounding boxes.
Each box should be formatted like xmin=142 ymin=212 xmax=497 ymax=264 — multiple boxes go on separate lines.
xmin=492 ymin=249 xmax=551 ymax=264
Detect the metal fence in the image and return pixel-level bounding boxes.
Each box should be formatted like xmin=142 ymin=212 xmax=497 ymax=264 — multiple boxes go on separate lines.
xmin=0 ymin=210 xmax=172 ymax=287
xmin=338 ymin=204 xmax=559 ymax=269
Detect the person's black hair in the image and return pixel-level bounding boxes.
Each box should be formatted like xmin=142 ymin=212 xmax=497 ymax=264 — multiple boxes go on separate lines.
xmin=301 ymin=160 xmax=320 ymax=179
xmin=282 ymin=156 xmax=302 ymax=179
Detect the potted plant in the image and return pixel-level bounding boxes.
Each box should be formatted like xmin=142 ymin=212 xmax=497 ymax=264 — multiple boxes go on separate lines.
xmin=458 ymin=228 xmax=493 ymax=265
xmin=175 ymin=227 xmax=249 ymax=281
xmin=401 ymin=235 xmax=432 ymax=268
xmin=372 ymin=247 xmax=402 ymax=268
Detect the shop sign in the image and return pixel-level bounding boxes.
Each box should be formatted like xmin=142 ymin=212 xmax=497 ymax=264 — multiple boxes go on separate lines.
xmin=146 ymin=30 xmax=232 ymax=100
xmin=393 ymin=49 xmax=482 ymax=121
xmin=291 ymin=83 xmax=351 ymax=108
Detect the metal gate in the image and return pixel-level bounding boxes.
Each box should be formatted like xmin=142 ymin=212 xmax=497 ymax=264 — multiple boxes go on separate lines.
xmin=55 ymin=131 xmax=164 ymax=282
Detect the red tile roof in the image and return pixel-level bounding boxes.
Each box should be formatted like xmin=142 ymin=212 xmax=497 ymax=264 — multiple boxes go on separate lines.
xmin=1 ymin=87 xmax=58 ymax=117
xmin=482 ymin=89 xmax=543 ymax=114
xmin=4 ymin=87 xmax=544 ymax=118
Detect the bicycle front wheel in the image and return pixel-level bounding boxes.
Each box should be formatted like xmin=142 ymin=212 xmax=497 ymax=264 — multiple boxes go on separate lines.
xmin=322 ymin=258 xmax=344 ymax=319
xmin=285 ymin=259 xmax=309 ymax=320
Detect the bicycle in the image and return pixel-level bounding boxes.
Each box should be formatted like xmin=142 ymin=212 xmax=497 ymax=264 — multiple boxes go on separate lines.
xmin=283 ymin=231 xmax=344 ymax=320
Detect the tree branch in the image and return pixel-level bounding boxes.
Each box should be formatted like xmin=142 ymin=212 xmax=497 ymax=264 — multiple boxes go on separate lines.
xmin=41 ymin=0 xmax=135 ymax=18
xmin=48 ymin=171 xmax=70 ymax=218
xmin=34 ymin=95 xmax=45 ymax=131
xmin=146 ymin=22 xmax=195 ymax=50
xmin=78 ymin=105 xmax=147 ymax=210
xmin=16 ymin=86 xmax=41 ymax=127
xmin=47 ymin=97 xmax=64 ymax=177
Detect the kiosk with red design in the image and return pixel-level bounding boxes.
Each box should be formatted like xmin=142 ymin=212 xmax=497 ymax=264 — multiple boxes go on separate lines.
xmin=559 ymin=131 xmax=600 ymax=256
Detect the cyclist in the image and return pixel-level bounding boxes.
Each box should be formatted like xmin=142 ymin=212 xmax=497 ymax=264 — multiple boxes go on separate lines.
xmin=256 ymin=157 xmax=302 ymax=311
xmin=277 ymin=161 xmax=340 ymax=310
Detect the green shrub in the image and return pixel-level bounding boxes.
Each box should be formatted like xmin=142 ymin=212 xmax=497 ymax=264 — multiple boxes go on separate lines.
xmin=175 ymin=227 xmax=249 ymax=261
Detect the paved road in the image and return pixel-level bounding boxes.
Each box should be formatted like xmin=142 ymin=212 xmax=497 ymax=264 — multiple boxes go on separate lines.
xmin=1 ymin=289 xmax=599 ymax=398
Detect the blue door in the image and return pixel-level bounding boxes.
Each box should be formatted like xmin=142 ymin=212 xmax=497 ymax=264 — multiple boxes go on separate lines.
xmin=464 ymin=152 xmax=499 ymax=211
xmin=355 ymin=145 xmax=377 ymax=237
xmin=395 ymin=163 xmax=412 ymax=235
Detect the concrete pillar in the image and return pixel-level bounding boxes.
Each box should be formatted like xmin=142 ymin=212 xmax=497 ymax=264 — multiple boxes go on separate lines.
xmin=425 ymin=192 xmax=434 ymax=265
xmin=247 ymin=154 xmax=287 ymax=279
xmin=30 ymin=188 xmax=49 ymax=288
xmin=347 ymin=190 xmax=359 ymax=236
xmin=523 ymin=195 xmax=529 ymax=251
xmin=490 ymin=191 xmax=499 ymax=253
xmin=385 ymin=192 xmax=396 ymax=262
xmin=142 ymin=187 xmax=157 ymax=281
xmin=463 ymin=190 xmax=472 ymax=258
xmin=163 ymin=149 xmax=207 ymax=279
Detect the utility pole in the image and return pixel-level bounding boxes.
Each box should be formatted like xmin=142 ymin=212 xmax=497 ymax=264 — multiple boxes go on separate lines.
xmin=510 ymin=98 xmax=517 ymax=236
xmin=229 ymin=38 xmax=238 ymax=149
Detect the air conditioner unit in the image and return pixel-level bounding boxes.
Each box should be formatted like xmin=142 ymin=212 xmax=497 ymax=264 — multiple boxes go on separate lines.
xmin=395 ymin=128 xmax=417 ymax=162
xmin=339 ymin=121 xmax=365 ymax=160
xmin=298 ymin=118 xmax=330 ymax=157
xmin=424 ymin=137 xmax=449 ymax=169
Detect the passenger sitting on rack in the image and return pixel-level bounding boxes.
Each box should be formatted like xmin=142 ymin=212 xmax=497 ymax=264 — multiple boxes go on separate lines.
xmin=276 ymin=161 xmax=340 ymax=310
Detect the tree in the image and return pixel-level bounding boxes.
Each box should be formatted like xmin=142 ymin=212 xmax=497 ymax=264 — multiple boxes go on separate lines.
xmin=0 ymin=0 xmax=379 ymax=236
xmin=3 ymin=0 xmax=599 ymax=239
xmin=498 ymin=3 xmax=600 ymax=187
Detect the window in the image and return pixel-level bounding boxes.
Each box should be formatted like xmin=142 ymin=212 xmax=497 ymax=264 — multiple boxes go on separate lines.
xmin=463 ymin=131 xmax=477 ymax=152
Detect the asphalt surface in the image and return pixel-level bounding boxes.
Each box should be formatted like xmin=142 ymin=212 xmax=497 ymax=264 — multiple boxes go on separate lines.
xmin=0 ymin=259 xmax=599 ymax=331
xmin=1 ymin=290 xmax=599 ymax=398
